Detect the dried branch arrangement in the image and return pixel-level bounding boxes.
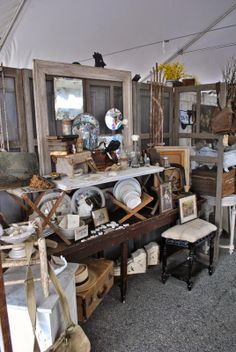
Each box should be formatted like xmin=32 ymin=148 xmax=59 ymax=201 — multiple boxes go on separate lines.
xmin=222 ymin=56 xmax=236 ymax=108
xmin=149 ymin=63 xmax=164 ymax=146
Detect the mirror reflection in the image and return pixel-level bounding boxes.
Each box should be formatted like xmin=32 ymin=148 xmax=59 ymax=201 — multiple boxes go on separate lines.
xmin=105 ymin=108 xmax=123 ymax=130
xmin=54 ymin=77 xmax=84 ymax=120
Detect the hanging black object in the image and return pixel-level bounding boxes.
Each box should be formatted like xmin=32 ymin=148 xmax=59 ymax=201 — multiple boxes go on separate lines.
xmin=93 ymin=52 xmax=106 ymax=68
xmin=104 ymin=140 xmax=120 ymax=160
xmin=132 ymin=74 xmax=141 ymax=82
xmin=105 ymin=139 xmax=120 ymax=152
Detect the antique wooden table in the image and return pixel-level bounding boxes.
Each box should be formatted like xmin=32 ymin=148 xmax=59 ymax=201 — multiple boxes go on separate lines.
xmin=51 ymin=165 xmax=172 ymax=303
xmin=51 ymin=208 xmax=178 ymax=303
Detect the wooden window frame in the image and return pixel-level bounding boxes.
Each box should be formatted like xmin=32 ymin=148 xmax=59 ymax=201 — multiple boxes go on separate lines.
xmin=0 ymin=67 xmax=27 ymax=151
xmin=132 ymin=82 xmax=173 ymax=147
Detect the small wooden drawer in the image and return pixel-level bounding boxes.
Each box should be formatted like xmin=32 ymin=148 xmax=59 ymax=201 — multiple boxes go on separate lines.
xmin=76 ymin=259 xmax=114 ymax=321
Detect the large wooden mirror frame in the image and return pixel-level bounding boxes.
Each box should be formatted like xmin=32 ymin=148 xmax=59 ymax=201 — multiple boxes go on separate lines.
xmin=33 ymin=59 xmax=132 ymax=175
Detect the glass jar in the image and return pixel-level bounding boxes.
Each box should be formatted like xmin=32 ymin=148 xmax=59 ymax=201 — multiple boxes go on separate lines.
xmin=120 ymin=154 xmax=129 ymax=170
xmin=62 ymin=119 xmax=72 ymax=135
xmin=162 ymin=156 xmax=170 ymax=168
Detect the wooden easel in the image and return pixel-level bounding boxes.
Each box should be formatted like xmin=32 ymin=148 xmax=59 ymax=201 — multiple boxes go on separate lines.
xmin=110 ymin=192 xmax=154 ymax=224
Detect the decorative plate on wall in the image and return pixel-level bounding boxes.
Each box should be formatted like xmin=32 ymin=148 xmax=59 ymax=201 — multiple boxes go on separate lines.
xmin=72 ymin=113 xmax=100 ymax=150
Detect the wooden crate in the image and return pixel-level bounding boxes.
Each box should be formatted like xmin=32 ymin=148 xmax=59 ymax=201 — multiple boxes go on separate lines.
xmin=191 ymin=167 xmax=235 ymax=197
xmin=76 ymin=259 xmax=114 ymax=321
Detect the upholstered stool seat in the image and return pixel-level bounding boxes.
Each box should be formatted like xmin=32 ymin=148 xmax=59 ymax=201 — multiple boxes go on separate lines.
xmin=161 ymin=218 xmax=217 ymax=291
xmin=162 ymin=218 xmax=217 ymax=242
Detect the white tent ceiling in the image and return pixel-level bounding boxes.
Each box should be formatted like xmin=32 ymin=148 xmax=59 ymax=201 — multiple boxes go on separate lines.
xmin=0 ymin=0 xmax=236 ymax=83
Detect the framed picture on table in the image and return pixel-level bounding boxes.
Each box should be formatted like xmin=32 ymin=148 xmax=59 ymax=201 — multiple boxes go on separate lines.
xmin=92 ymin=207 xmax=109 ymax=227
xmin=160 ymin=182 xmax=173 ymax=213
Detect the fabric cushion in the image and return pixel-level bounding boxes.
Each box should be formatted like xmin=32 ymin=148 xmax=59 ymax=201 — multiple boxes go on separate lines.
xmin=161 ymin=218 xmax=217 ymax=243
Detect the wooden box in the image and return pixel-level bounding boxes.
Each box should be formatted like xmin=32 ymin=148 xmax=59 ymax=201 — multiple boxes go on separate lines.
xmin=191 ymin=167 xmax=235 ymax=197
xmin=76 ymin=259 xmax=114 ymax=321
xmin=55 ymin=151 xmax=91 ymax=177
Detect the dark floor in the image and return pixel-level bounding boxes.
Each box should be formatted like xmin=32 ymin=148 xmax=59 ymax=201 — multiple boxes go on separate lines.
xmin=81 ymin=248 xmax=236 ymax=352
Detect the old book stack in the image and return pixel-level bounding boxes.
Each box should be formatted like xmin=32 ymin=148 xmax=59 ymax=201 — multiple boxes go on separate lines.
xmin=47 ymin=135 xmax=77 ymax=156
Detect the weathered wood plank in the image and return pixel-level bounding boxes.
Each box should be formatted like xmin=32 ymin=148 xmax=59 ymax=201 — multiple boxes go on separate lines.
xmin=22 ymin=69 xmax=35 ymax=153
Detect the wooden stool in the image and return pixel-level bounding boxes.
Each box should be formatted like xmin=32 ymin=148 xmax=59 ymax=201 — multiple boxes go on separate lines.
xmin=161 ymin=218 xmax=217 ymax=291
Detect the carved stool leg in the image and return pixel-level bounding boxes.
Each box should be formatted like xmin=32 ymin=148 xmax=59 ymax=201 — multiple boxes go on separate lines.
xmin=161 ymin=238 xmax=168 ymax=283
xmin=187 ymin=245 xmax=194 ymax=291
xmin=208 ymin=233 xmax=215 ymax=275
xmin=120 ymin=241 xmax=128 ymax=303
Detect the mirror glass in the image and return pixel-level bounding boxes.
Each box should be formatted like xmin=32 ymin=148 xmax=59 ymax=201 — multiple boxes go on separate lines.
xmin=54 ymin=77 xmax=83 ymax=120
xmin=105 ymin=108 xmax=123 ymax=130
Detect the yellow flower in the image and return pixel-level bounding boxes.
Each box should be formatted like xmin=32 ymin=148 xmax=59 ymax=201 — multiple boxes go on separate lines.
xmin=159 ymin=62 xmax=189 ymax=80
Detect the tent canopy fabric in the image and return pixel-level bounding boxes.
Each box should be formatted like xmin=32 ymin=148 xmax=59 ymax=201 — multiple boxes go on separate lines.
xmin=0 ymin=0 xmax=236 ymax=83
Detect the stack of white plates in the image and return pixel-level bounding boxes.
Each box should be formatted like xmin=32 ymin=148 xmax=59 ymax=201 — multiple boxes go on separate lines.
xmin=113 ymin=178 xmax=142 ymax=209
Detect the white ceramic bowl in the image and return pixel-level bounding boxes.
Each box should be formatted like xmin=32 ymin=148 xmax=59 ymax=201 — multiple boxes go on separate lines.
xmin=58 ymin=215 xmax=84 ymax=240
xmin=119 ymin=185 xmax=137 ymax=200
xmin=113 ymin=178 xmax=141 ymax=201
xmin=122 ymin=190 xmax=140 ymax=204
xmin=1 ymin=225 xmax=35 ymax=244
xmin=124 ymin=193 xmax=141 ymax=209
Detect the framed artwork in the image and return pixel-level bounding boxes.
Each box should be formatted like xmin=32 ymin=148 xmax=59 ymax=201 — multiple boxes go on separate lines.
xmin=74 ymin=224 xmax=88 ymax=241
xmin=154 ymin=146 xmax=190 ymax=192
xmin=160 ymin=182 xmax=173 ymax=213
xmin=163 ymin=166 xmax=186 ymax=192
xmin=92 ymin=207 xmax=109 ymax=227
xmin=179 ymin=194 xmax=197 ymax=224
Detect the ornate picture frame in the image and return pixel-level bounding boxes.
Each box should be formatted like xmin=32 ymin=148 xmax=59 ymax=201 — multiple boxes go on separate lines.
xmin=160 ymin=182 xmax=173 ymax=213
